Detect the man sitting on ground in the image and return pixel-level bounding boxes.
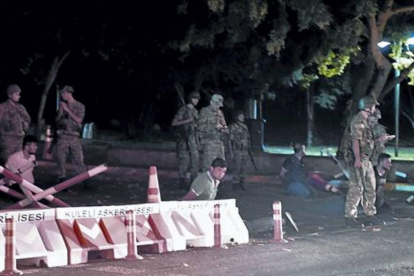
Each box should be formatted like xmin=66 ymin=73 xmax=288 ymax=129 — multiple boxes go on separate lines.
xmin=374 ymin=153 xmax=392 ymax=212
xmin=279 ymin=143 xmax=341 ymax=198
xmin=6 ymin=135 xmax=38 ymax=184
xmin=181 ymin=158 xmax=227 ymax=201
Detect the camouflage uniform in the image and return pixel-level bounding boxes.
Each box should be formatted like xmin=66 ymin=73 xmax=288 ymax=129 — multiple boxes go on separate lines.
xmin=371 ymin=123 xmax=387 ymax=165
xmin=0 ymin=86 xmax=31 ymax=165
xmin=198 ymin=99 xmax=227 ymax=171
xmin=229 ymin=120 xmax=250 ymax=184
xmin=55 ymin=91 xmax=86 ymax=179
xmin=368 ymin=109 xmax=389 ymax=165
xmin=173 ymin=104 xmax=199 ymax=182
xmin=344 ymin=112 xmax=376 ymax=218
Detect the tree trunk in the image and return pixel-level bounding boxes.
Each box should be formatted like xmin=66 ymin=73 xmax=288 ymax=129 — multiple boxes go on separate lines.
xmin=380 ymin=61 xmax=414 ymax=100
xmin=371 ymin=59 xmax=392 ymax=100
xmin=35 ymin=51 xmax=71 ymax=138
xmin=306 ymin=83 xmax=314 ymax=147
xmin=337 ymin=53 xmax=375 ymax=157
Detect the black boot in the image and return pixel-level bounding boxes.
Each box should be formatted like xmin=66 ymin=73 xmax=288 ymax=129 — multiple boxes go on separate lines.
xmin=345 ymin=217 xmax=363 ymax=228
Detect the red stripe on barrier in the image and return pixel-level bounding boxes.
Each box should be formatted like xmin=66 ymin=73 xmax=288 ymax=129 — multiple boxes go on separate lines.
xmin=214 ymin=204 xmax=221 ymax=248
xmin=125 ymin=210 xmax=142 ymax=260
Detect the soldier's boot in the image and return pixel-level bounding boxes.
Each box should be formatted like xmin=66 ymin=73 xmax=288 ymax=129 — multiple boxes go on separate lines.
xmin=364 ymin=215 xmax=385 ymax=226
xmin=345 ymin=217 xmax=363 ymax=228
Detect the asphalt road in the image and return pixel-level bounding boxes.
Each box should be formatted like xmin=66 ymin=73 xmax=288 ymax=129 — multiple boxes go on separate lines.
xmin=3 ymin=164 xmax=414 ymax=276
xmin=17 ymin=219 xmax=414 ymax=276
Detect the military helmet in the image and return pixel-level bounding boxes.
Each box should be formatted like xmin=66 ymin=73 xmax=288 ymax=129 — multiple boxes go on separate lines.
xmin=187 ymin=91 xmax=200 ymax=100
xmin=358 ymin=95 xmax=379 ymax=110
xmin=6 ymin=84 xmax=21 ymax=96
xmin=60 ymin=85 xmax=74 ymax=94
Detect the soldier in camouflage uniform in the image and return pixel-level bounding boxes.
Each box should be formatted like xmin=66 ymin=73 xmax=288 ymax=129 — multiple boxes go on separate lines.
xmin=171 ymin=92 xmax=201 ymax=189
xmin=0 ymin=84 xmax=31 ymax=165
xmin=344 ymin=95 xmax=381 ymax=227
xmin=198 ymin=94 xmax=228 ymax=172
xmin=55 ymin=86 xmax=87 ymax=187
xmin=229 ymin=110 xmax=250 ymax=191
xmin=368 ymin=109 xmax=395 ymax=165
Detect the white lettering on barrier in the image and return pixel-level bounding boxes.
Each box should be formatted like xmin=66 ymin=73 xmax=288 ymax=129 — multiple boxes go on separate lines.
xmin=56 ymin=204 xmax=160 ymax=219
xmin=0 ymin=209 xmax=52 ymax=224
xmin=160 ymin=199 xmax=235 ymax=213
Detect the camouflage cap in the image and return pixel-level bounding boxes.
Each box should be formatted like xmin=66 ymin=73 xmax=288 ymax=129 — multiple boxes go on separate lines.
xmin=6 ymin=84 xmax=21 ymax=96
xmin=358 ymin=95 xmax=379 ymax=110
xmin=60 ymin=85 xmax=74 ymax=93
xmin=211 ymin=93 xmax=224 ymax=102
xmin=188 ymin=91 xmax=200 ymax=100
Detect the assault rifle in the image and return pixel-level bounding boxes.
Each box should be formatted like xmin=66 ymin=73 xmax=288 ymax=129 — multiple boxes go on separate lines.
xmin=321 ymin=148 xmax=350 ymax=180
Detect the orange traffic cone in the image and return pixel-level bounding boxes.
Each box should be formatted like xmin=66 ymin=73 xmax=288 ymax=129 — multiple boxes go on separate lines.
xmin=147 ymin=166 xmax=161 ymax=203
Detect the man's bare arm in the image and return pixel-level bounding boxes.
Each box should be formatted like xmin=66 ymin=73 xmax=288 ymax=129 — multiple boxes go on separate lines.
xmin=181 ymin=189 xmax=198 ymax=201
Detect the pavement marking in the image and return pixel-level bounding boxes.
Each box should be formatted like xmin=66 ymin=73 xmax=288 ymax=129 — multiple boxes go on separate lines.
xmin=63 ymin=264 xmax=90 ymax=268
xmin=20 ymin=269 xmax=42 ymax=274
xmin=87 ymin=266 xmax=145 ymax=275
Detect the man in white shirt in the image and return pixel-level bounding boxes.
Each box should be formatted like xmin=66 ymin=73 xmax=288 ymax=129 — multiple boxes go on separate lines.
xmin=182 ymin=158 xmax=227 ymax=201
xmin=5 ymin=135 xmax=38 ymax=183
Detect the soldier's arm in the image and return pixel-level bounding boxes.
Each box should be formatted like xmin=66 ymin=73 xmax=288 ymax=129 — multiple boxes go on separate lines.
xmin=352 ymin=138 xmax=362 ymax=168
xmin=171 ymin=106 xmax=192 ymax=127
xmin=350 ymin=116 xmax=364 ymax=168
xmin=17 ymin=104 xmax=31 ymax=131
xmin=197 ymin=108 xmax=208 ymax=132
xmin=18 ymin=104 xmax=31 ymax=125
xmin=64 ymin=102 xmax=84 ymax=126
xmin=218 ymin=110 xmax=229 ymax=133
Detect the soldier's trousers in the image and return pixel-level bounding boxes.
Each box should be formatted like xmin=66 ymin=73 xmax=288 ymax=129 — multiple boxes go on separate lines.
xmin=0 ymin=135 xmax=24 ymax=165
xmin=177 ymin=140 xmax=199 ymax=181
xmin=201 ymin=142 xmax=225 ymax=171
xmin=55 ymin=134 xmax=86 ymax=179
xmin=345 ymin=159 xmax=376 ymax=218
xmin=232 ymin=150 xmax=249 ymax=182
